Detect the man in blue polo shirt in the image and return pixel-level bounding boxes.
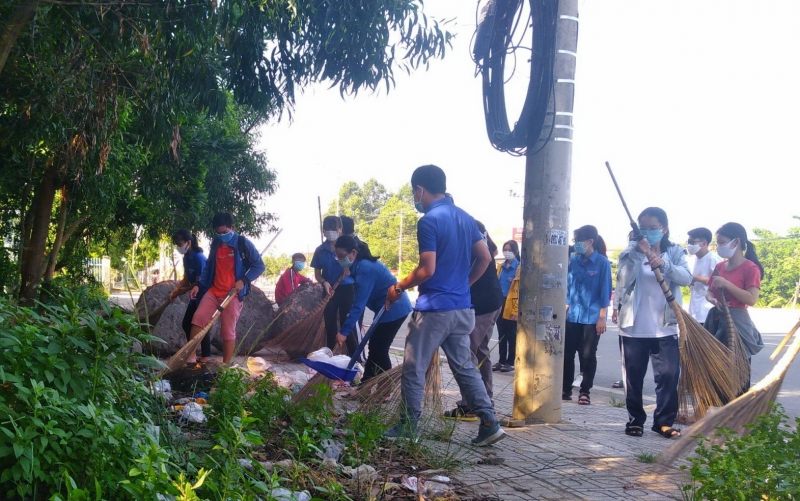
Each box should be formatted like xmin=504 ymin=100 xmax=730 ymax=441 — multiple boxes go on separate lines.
xmin=385 ymin=165 xmax=506 ymax=446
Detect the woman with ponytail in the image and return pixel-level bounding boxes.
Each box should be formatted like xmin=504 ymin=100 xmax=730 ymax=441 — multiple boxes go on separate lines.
xmin=705 ymin=222 xmax=765 ymax=395
xmin=563 ymin=225 xmax=612 ymax=405
xmin=169 ymin=229 xmax=209 ymax=364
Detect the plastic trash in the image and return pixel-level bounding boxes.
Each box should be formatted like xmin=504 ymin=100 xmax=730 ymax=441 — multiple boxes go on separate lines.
xmin=179 ymin=402 xmax=206 ymax=424
xmin=321 ymin=457 xmax=338 ymax=470
xmin=238 ymin=458 xmax=254 ymax=470
xmin=151 ymin=380 xmax=173 ymax=401
xmin=246 ymin=356 xmax=271 ymax=374
xmin=308 ymin=347 xmax=333 ymax=362
xmin=430 ymin=475 xmax=451 ymax=483
xmin=343 ymin=465 xmax=378 ymax=483
xmin=268 ymin=488 xmax=311 ymax=501
xmin=400 ymin=476 xmax=419 ymax=492
xmin=194 ymin=391 xmax=209 ymax=399
xmin=316 ymin=439 xmax=344 ymax=461
xmin=328 ymin=355 xmax=352 ymax=369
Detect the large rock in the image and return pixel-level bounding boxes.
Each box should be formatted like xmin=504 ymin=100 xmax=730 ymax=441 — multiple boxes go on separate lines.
xmin=252 ymin=281 xmax=328 ymax=352
xmin=134 ymin=281 xmax=276 ymax=357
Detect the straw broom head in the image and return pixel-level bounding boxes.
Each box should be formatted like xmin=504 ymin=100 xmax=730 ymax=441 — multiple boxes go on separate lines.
xmin=661 ymin=318 xmax=800 ymax=465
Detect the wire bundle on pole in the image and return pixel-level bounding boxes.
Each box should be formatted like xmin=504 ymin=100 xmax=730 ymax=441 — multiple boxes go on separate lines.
xmin=473 ymin=0 xmax=558 ymax=155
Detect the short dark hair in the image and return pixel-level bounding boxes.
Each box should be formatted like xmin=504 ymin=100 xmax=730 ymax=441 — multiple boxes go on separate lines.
xmin=688 ymin=227 xmax=713 ymax=244
xmin=322 ymin=215 xmax=342 ymax=231
xmin=212 ymin=212 xmax=234 ymax=228
xmin=411 ymin=165 xmax=446 ymax=195
xmin=291 ymin=252 xmax=306 ymax=261
xmin=340 ymin=216 xmax=355 ymax=235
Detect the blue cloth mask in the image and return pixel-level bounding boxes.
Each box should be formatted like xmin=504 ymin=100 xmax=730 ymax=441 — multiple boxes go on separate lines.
xmin=573 ymin=242 xmax=587 ymax=255
xmin=294 ymin=261 xmax=306 ymax=271
xmin=643 ymin=229 xmax=663 ymax=245
xmin=216 ymin=231 xmax=234 ymax=243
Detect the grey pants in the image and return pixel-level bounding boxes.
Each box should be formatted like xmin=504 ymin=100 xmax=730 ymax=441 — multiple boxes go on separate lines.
xmin=457 ymin=308 xmax=501 ymax=407
xmin=401 ymin=309 xmax=496 ymax=426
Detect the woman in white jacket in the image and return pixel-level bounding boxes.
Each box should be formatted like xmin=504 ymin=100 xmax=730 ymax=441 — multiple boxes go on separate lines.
xmin=614 ymin=207 xmax=691 ymax=439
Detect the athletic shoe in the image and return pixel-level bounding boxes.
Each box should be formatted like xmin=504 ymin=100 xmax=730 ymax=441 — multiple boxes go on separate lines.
xmin=471 ymin=421 xmax=506 ymax=447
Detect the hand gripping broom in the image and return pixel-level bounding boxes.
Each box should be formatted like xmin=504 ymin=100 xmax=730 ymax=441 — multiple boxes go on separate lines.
xmin=604 ymin=161 xmax=739 ymax=418
xmin=159 ymin=288 xmax=237 ymax=376
xmin=661 ymin=317 xmax=800 ymax=464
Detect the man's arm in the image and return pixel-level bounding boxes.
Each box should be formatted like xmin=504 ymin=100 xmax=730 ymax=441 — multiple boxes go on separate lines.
xmin=397 ymin=251 xmax=436 ymax=291
xmin=468 ymin=240 xmax=491 ymax=286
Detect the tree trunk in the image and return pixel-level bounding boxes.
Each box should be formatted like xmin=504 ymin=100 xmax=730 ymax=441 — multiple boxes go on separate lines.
xmin=44 ymin=186 xmax=69 ymax=282
xmin=0 ymin=0 xmax=39 ymax=78
xmin=18 ymin=163 xmax=57 ymax=304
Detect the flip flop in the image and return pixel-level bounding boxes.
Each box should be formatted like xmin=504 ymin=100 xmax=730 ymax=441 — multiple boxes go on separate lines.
xmin=653 ymin=426 xmax=681 ymax=439
xmin=442 ymin=406 xmax=478 ymax=421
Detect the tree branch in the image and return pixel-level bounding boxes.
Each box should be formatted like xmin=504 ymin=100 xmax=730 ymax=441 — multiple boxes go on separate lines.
xmin=0 ymin=0 xmax=39 ymax=78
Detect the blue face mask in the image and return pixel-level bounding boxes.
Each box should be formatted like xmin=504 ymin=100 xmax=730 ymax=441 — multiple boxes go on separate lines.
xmin=642 ymin=229 xmax=663 ymax=245
xmin=216 ymin=230 xmax=234 ymax=243
xmin=573 ymin=241 xmax=587 ymax=255
xmin=294 ymin=261 xmax=305 ymax=271
xmin=413 ymin=187 xmax=426 ymax=213
xmin=338 ymin=256 xmax=353 ymax=268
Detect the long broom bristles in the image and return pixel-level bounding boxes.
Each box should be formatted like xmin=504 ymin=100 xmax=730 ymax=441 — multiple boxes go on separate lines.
xmin=651 ymin=268 xmax=739 ymax=419
xmin=718 ymin=288 xmax=751 ymax=397
xmin=356 ymin=350 xmax=442 ymax=418
xmin=661 ymin=318 xmax=800 ymax=465
xmin=291 ymin=343 xmax=349 ymax=404
xmin=262 ymin=276 xmax=343 ymax=360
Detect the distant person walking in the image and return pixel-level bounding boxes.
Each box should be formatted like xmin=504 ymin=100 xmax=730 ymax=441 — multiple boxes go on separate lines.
xmin=686 ymin=227 xmax=723 ymax=323
xmin=493 ymin=240 xmax=520 ymax=372
xmin=274 ymin=253 xmax=311 ymax=304
xmin=385 ymin=165 xmax=505 ymax=446
xmin=705 ymin=222 xmax=765 ymax=397
xmin=563 ymin=225 xmax=612 ymax=405
xmin=614 ymin=207 xmax=691 ymax=439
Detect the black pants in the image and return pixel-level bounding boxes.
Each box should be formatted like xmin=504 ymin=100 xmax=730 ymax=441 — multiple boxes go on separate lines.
xmin=362 ymin=315 xmax=408 ymax=382
xmin=496 ymin=303 xmax=517 ymax=366
xmin=563 ymin=321 xmax=600 ymax=395
xmin=182 ymin=300 xmax=211 ymax=358
xmin=621 ymin=335 xmax=680 ymax=430
xmin=324 ymin=283 xmax=358 ymax=355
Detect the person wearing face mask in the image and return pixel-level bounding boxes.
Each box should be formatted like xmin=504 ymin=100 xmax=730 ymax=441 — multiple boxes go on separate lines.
xmin=188 ymin=212 xmax=265 ymax=365
xmin=311 ymin=215 xmax=357 ymax=349
xmin=562 ymin=225 xmax=611 ymax=405
xmin=493 ymin=240 xmax=520 ymax=372
xmin=686 ymin=227 xmax=723 ymax=323
xmin=615 ymin=207 xmax=691 ymax=439
xmin=333 ymin=236 xmax=412 ymax=380
xmin=169 ymin=229 xmax=210 ymax=362
xmin=274 ymin=253 xmax=312 ymax=305
xmin=704 ymin=222 xmax=765 ymax=398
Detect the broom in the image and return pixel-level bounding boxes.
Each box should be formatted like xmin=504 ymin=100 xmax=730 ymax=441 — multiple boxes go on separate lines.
xmin=261 ymin=273 xmax=344 ymax=360
xmin=158 ymin=289 xmax=237 ymax=376
xmin=714 ymin=270 xmax=751 ymax=398
xmin=661 ymin=317 xmax=800 ymax=465
xmin=604 ymin=161 xmax=740 ymax=418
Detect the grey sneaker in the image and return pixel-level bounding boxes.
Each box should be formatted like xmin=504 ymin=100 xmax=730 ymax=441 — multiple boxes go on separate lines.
xmin=472 ymin=421 xmax=506 ymax=447
xmin=383 ymin=422 xmax=418 ymax=442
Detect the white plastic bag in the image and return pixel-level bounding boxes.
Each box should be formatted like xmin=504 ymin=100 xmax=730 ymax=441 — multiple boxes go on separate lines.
xmin=246 ymin=356 xmax=271 ymax=374
xmin=328 ymin=355 xmax=352 ymax=369
xmin=268 ymin=488 xmax=311 ymax=501
xmin=179 ymin=402 xmax=206 ymax=424
xmin=308 ymin=347 xmax=333 ymax=362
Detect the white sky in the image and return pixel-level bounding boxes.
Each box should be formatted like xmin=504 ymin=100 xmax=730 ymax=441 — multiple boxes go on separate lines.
xmin=254 ymin=0 xmax=800 ymax=257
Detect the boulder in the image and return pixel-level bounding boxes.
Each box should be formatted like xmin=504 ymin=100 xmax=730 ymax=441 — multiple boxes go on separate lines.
xmin=251 ymin=282 xmax=327 ymax=352
xmin=134 ymin=281 xmax=276 ymax=357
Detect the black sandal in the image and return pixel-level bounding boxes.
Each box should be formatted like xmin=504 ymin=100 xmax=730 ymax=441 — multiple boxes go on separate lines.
xmin=577 ymin=393 xmax=590 ymax=405
xmin=442 ymin=406 xmax=477 ymax=421
xmin=625 ymin=425 xmax=643 ymax=437
xmin=653 ymin=426 xmax=681 ymax=438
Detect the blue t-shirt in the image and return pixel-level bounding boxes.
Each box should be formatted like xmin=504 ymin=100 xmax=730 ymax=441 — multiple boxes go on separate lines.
xmin=339 ymin=258 xmax=412 ymax=336
xmin=183 ymin=249 xmax=208 ymax=302
xmin=566 ymin=251 xmax=612 ymax=325
xmin=310 ymin=243 xmax=355 ymax=286
xmin=498 ymin=259 xmax=519 ymax=298
xmin=415 ymin=197 xmax=482 ymax=312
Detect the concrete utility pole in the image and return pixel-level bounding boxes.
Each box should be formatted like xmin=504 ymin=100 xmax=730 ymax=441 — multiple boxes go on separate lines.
xmin=513 ymin=0 xmax=579 ymax=423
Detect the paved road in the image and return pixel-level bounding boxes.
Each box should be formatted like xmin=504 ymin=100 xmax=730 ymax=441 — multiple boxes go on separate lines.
xmin=375 ymin=305 xmax=800 ymax=419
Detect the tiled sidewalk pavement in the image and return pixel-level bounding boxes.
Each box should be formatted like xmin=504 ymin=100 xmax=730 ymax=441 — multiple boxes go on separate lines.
xmin=433 ymin=363 xmax=692 ymax=501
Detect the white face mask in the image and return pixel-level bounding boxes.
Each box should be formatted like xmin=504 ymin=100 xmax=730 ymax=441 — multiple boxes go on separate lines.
xmin=686 ymin=243 xmax=701 ymax=255
xmin=324 ymin=230 xmax=339 ymax=242
xmin=176 ymin=242 xmax=190 ymax=255
xmin=717 ymin=239 xmax=738 ymax=259
xmin=503 ymin=251 xmax=515 ymax=261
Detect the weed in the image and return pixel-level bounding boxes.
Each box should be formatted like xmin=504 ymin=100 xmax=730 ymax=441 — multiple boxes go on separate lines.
xmin=635 ymin=451 xmax=659 ymax=463
xmin=609 ymin=395 xmax=626 ymax=408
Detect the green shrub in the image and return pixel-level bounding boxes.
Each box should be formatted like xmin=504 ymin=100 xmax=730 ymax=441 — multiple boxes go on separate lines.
xmin=683 ymin=405 xmax=800 ymax=501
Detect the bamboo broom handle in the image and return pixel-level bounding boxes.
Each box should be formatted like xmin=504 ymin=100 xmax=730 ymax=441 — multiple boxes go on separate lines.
xmin=652 ymin=267 xmax=687 ymax=335
xmin=770 ymin=319 xmax=800 ymax=360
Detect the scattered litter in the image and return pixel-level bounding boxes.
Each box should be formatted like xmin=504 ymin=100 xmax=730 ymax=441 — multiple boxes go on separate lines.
xmin=328 ymin=355 xmax=352 ymax=369
xmin=400 ymin=476 xmax=419 ymax=492
xmin=400 ymin=476 xmax=452 ymax=496
xmin=343 ymin=464 xmax=378 ymax=483
xmin=430 ymin=475 xmax=450 ymax=483
xmin=173 ymin=397 xmax=193 ymax=405
xmin=424 ymin=481 xmax=451 ymax=495
xmin=246 ymin=356 xmax=271 ymax=375
xmin=317 ymin=439 xmax=344 ymax=461
xmin=194 ymin=391 xmax=209 ymax=399
xmin=238 ymin=458 xmax=254 ymax=470
xmin=321 ymin=458 xmax=338 ymax=470
xmin=151 ymin=380 xmax=173 ymax=401
xmin=308 ymin=347 xmax=333 ymax=362
xmin=179 ymin=402 xmax=206 ymax=424
xmin=268 ymin=487 xmax=311 ymax=501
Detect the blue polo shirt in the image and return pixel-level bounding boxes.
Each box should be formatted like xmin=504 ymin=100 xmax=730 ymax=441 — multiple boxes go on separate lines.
xmin=339 ymin=258 xmax=412 ymax=336
xmin=498 ymin=259 xmax=519 ymax=298
xmin=415 ymin=197 xmax=482 ymax=312
xmin=183 ymin=249 xmax=207 ymax=303
xmin=310 ymin=243 xmax=355 ymax=286
xmin=566 ymin=251 xmax=612 ymax=325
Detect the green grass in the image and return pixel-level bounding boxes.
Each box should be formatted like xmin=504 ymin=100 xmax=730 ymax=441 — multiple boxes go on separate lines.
xmin=635 ymin=451 xmax=660 ymax=463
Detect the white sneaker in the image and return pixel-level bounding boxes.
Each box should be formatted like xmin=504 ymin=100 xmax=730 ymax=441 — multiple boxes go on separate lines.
xmin=572 ymin=374 xmax=583 ymax=388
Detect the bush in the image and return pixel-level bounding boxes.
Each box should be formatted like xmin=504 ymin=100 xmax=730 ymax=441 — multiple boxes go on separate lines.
xmin=683 ymin=405 xmax=800 ymax=501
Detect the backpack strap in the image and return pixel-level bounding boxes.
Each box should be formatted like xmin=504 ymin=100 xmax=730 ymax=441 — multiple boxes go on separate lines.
xmin=237 ymin=235 xmax=251 ymax=269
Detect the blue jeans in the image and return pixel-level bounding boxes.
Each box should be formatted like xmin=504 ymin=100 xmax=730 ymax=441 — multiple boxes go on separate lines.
xmin=620 ymin=335 xmax=680 ymax=429
xmin=400 ymin=309 xmax=496 ymax=426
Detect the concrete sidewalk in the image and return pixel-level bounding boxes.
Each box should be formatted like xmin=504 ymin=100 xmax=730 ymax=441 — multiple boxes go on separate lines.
xmin=435 ymin=362 xmax=690 ymax=500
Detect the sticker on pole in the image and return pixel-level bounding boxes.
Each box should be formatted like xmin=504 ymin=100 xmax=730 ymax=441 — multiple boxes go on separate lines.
xmin=541 ymin=273 xmax=563 ymax=290
xmin=538 ymin=306 xmax=553 ymax=323
xmin=548 ymin=229 xmax=568 ymax=246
